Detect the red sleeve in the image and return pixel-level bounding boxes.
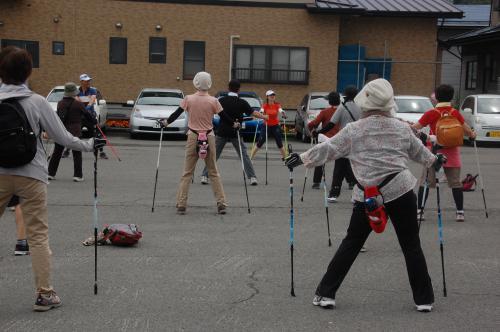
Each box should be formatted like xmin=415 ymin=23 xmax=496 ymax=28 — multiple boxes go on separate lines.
xmin=307 ymin=111 xmax=323 ymax=130
xmin=418 ymin=110 xmax=437 ymax=127
xmin=453 ymin=109 xmax=465 ymax=124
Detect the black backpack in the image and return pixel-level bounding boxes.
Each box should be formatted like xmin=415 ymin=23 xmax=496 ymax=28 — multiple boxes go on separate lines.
xmin=0 ymin=98 xmax=38 ymax=168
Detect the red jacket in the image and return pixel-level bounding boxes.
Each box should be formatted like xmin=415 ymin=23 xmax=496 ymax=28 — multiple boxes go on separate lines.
xmin=307 ymin=106 xmax=339 ymax=138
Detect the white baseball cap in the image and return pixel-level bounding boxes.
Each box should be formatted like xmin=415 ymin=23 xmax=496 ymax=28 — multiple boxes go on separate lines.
xmin=265 ymin=90 xmax=276 ymax=96
xmin=79 ymin=74 xmax=92 ymax=81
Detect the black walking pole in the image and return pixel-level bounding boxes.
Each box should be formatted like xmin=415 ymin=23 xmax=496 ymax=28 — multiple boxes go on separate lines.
xmin=237 ymin=126 xmax=251 ymax=214
xmin=287 ymin=144 xmax=296 ymax=297
xmin=322 ymin=165 xmax=332 ymax=247
xmin=93 ymin=131 xmax=99 ymax=295
xmin=418 ymin=167 xmax=430 ymax=232
xmin=473 ymin=140 xmax=489 ymax=218
xmin=152 ymin=123 xmax=165 ymax=213
xmin=436 ymin=177 xmax=447 ymax=297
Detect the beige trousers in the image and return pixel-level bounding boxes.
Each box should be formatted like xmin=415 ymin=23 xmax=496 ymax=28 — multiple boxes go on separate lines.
xmin=0 ymin=175 xmax=53 ymax=294
xmin=176 ymin=133 xmax=226 ymax=208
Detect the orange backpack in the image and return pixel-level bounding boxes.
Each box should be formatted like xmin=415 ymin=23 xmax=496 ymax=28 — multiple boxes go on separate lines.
xmin=434 ymin=109 xmax=464 ymax=148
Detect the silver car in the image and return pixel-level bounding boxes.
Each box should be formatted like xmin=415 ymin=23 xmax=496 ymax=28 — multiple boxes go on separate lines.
xmin=128 ymin=88 xmax=186 ymax=138
xmin=294 ymin=92 xmax=330 ymax=143
xmin=460 ymin=94 xmax=500 ymax=143
xmin=46 ymin=85 xmax=108 ymax=129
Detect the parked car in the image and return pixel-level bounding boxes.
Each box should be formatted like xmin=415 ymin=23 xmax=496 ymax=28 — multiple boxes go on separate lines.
xmin=128 ymin=88 xmax=185 ymax=138
xmin=212 ymin=91 xmax=264 ymax=139
xmin=460 ymin=94 xmax=500 ymax=143
xmin=394 ymin=95 xmax=434 ymax=124
xmin=46 ymin=85 xmax=108 ymax=129
xmin=294 ymin=92 xmax=330 ymax=142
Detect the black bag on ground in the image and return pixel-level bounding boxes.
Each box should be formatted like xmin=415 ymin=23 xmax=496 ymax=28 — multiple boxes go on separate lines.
xmin=0 ymin=98 xmax=37 ymax=168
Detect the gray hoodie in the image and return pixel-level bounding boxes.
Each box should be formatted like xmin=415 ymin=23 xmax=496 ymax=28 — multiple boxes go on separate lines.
xmin=0 ymin=84 xmax=94 ymax=184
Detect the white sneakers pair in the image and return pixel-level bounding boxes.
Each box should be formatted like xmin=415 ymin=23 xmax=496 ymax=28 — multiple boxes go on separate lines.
xmin=313 ymin=295 xmax=432 ymax=313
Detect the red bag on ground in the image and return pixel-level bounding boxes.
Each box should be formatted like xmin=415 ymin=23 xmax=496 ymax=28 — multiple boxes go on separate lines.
xmin=103 ymin=224 xmax=142 ymax=246
xmin=462 ymin=173 xmax=478 ymax=192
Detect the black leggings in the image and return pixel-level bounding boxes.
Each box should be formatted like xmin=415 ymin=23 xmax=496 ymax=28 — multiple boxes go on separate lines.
xmin=315 ymin=190 xmax=434 ymax=305
xmin=256 ymin=125 xmax=283 ymax=149
xmin=48 ymin=143 xmax=83 ymax=178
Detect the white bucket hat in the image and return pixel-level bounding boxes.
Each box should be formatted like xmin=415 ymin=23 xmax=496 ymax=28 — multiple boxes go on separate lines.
xmin=193 ymin=72 xmax=212 ymax=91
xmin=354 ymin=78 xmax=397 ymax=114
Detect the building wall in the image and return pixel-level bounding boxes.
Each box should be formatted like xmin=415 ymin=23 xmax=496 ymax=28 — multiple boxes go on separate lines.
xmin=492 ymin=7 xmax=499 ymax=26
xmin=0 ymin=0 xmax=339 ymax=108
xmin=339 ymin=16 xmax=439 ymax=97
xmin=0 ymin=1 xmax=442 ymax=107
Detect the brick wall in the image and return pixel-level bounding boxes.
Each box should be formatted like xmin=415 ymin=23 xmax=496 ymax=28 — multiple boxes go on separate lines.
xmin=0 ymin=1 xmax=440 ymax=107
xmin=339 ymin=16 xmax=439 ymax=97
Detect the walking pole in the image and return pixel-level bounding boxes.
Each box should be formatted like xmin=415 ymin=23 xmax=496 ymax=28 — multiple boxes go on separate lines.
xmin=152 ymin=124 xmax=165 ymax=213
xmin=473 ymin=140 xmax=489 ymax=218
xmin=96 ymin=125 xmax=122 ymax=162
xmin=93 ymin=132 xmax=99 ymax=295
xmin=300 ymin=138 xmax=315 ymax=202
xmin=436 ymin=178 xmax=448 ymax=297
xmin=251 ymin=120 xmax=260 ymax=153
xmin=322 ymin=165 xmax=332 ymax=247
xmin=418 ymin=167 xmax=430 ymax=232
xmin=283 ymin=118 xmax=289 ymax=157
xmin=237 ymin=126 xmax=251 ymax=214
xmin=265 ymin=123 xmax=268 ymax=186
xmin=287 ymin=144 xmax=296 ymax=297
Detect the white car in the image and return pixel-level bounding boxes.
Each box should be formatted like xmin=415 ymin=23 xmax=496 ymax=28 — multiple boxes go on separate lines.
xmin=460 ymin=94 xmax=500 ymax=143
xmin=128 ymin=88 xmax=186 ymax=138
xmin=394 ymin=95 xmax=434 ymax=124
xmin=46 ymin=86 xmax=108 ymax=129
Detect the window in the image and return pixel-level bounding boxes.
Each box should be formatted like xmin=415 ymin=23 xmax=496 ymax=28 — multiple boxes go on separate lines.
xmin=52 ymin=41 xmax=64 ymax=55
xmin=465 ymin=60 xmax=477 ymax=90
xmin=461 ymin=97 xmax=475 ymax=113
xmin=109 ymin=37 xmax=127 ymax=64
xmin=149 ymin=37 xmax=166 ymax=64
xmin=233 ymin=45 xmax=309 ymax=84
xmin=1 ymin=39 xmax=39 ymax=68
xmin=183 ymin=41 xmax=205 ymax=80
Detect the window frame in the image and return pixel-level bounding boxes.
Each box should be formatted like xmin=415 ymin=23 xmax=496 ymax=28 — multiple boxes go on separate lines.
xmin=0 ymin=39 xmax=40 ymax=68
xmin=465 ymin=60 xmax=478 ymax=90
xmin=52 ymin=41 xmax=65 ymax=55
xmin=109 ymin=37 xmax=127 ymax=65
xmin=149 ymin=37 xmax=167 ymax=64
xmin=183 ymin=41 xmax=205 ymax=80
xmin=232 ymin=45 xmax=310 ymax=85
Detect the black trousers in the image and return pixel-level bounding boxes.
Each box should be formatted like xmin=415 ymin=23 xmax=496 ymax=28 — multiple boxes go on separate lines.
xmin=330 ymin=158 xmax=356 ymax=197
xmin=256 ymin=125 xmax=283 ymax=149
xmin=315 ymin=190 xmax=435 ymax=305
xmin=313 ymin=165 xmax=324 ymax=184
xmin=48 ymin=143 xmax=83 ymax=178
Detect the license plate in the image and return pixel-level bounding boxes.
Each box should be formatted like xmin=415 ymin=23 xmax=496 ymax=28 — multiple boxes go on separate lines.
xmin=489 ymin=131 xmax=500 ymax=137
xmin=153 ymin=122 xmax=161 ymax=129
xmin=241 ymin=122 xmax=246 ymax=129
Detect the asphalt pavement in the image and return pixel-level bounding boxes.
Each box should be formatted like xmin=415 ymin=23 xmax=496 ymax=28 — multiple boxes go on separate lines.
xmin=0 ymin=132 xmax=499 ymax=331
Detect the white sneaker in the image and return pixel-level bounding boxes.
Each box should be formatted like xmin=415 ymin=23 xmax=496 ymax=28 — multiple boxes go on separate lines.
xmin=417 ymin=209 xmax=425 ymax=221
xmin=416 ymin=304 xmax=433 ymax=312
xmin=48 ymin=175 xmax=55 ymax=180
xmin=456 ymin=211 xmax=465 ymax=222
xmin=327 ymin=196 xmax=337 ymax=203
xmin=73 ymin=177 xmax=84 ymax=182
xmin=312 ymin=295 xmax=336 ymax=309
xmin=200 ymin=176 xmax=209 ymax=185
xmin=250 ymin=177 xmax=258 ymax=186
xmin=360 ymin=246 xmax=367 ymax=253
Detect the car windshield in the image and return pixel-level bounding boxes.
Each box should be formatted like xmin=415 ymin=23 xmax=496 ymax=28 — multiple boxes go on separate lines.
xmin=478 ymin=98 xmax=500 ymax=114
xmin=241 ymin=97 xmax=261 ymax=108
xmin=395 ymin=98 xmax=433 ymax=113
xmin=309 ymin=95 xmax=329 ymax=110
xmin=47 ymin=90 xmax=65 ymax=102
xmin=137 ymin=91 xmax=183 ymax=106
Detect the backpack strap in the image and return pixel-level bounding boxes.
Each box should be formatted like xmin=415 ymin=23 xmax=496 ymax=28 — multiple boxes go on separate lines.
xmin=342 ymin=101 xmax=356 ymax=122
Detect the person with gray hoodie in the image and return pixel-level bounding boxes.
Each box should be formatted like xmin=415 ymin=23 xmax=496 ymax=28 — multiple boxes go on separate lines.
xmin=0 ymin=46 xmax=105 ymax=312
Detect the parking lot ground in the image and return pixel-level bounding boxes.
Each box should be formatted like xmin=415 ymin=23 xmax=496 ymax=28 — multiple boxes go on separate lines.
xmin=1 ymin=133 xmax=499 ymax=331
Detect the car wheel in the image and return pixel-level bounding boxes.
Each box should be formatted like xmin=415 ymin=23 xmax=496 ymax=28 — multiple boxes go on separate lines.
xmin=130 ymin=132 xmax=139 ymax=139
